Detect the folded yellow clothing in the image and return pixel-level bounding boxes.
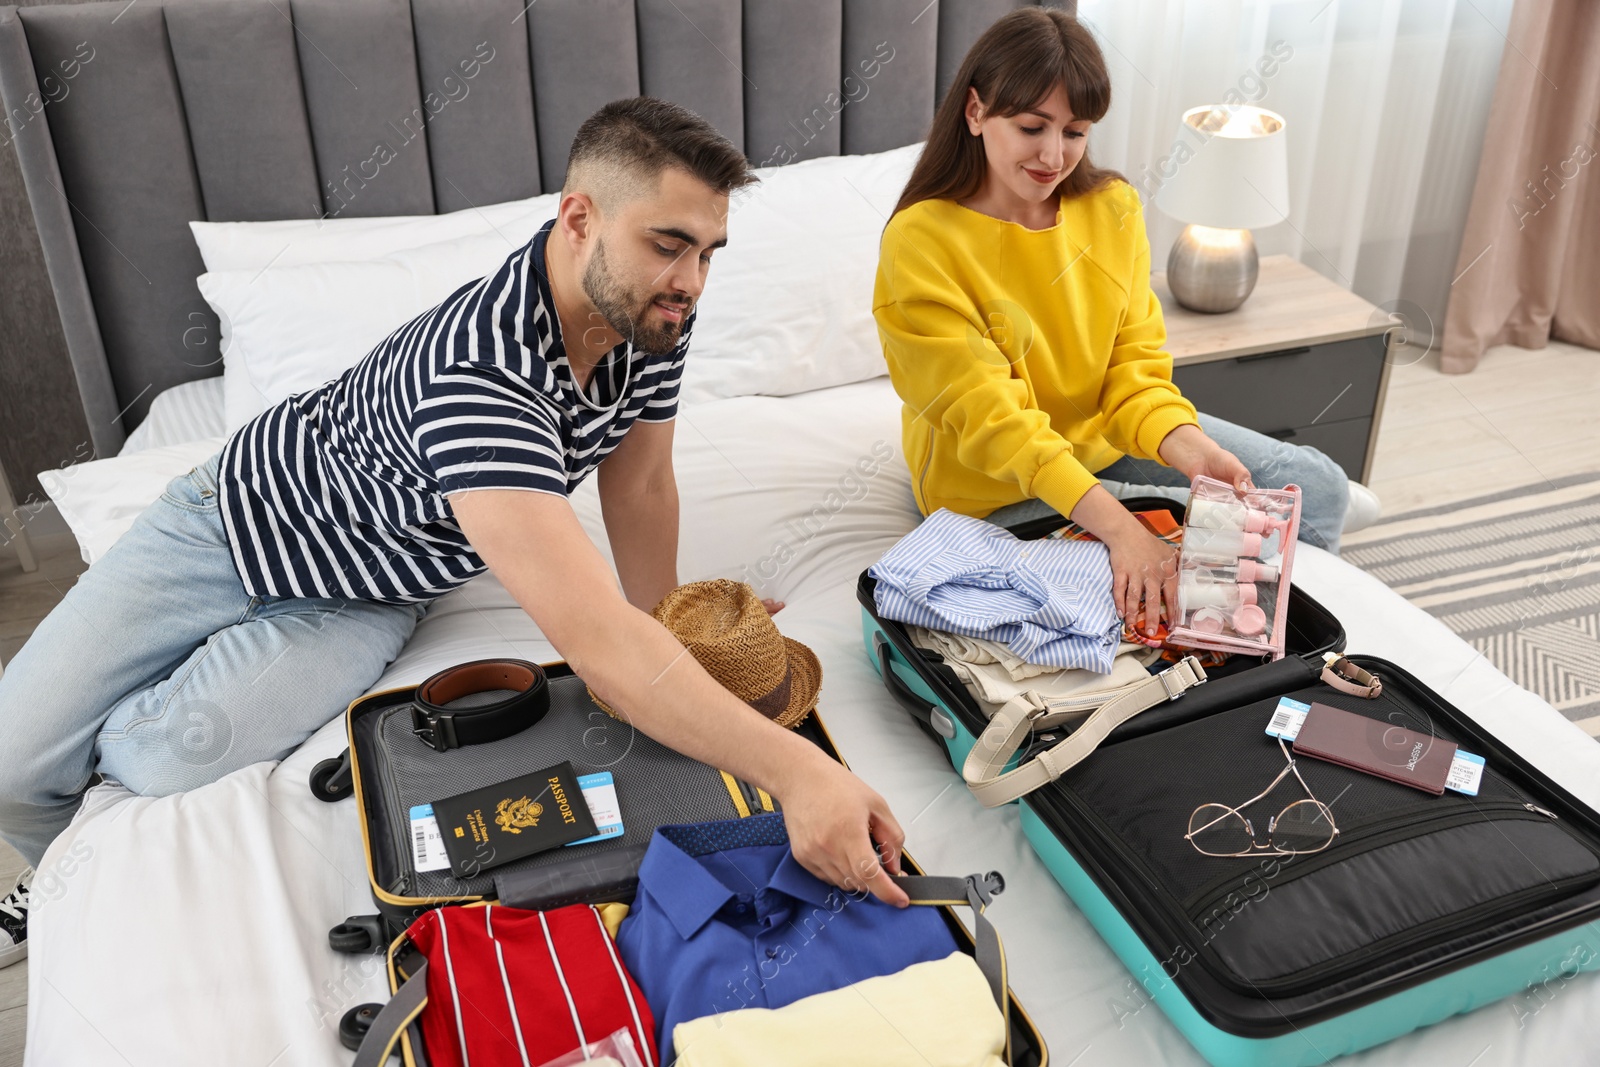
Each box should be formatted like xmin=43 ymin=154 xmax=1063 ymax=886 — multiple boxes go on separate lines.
xmin=671 ymin=952 xmax=1006 ymax=1067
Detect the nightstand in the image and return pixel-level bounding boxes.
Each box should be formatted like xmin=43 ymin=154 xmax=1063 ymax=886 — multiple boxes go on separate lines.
xmin=1158 ymin=255 xmax=1394 ymax=484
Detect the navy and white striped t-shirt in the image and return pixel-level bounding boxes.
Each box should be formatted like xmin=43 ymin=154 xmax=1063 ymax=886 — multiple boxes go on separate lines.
xmin=217 ymin=219 xmax=689 ymax=604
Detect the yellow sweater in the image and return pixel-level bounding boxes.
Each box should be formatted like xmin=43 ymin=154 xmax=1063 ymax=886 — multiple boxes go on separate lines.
xmin=873 ymin=180 xmax=1200 ymax=519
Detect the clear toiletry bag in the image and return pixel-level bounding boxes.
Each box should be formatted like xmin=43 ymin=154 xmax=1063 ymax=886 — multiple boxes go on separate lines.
xmin=1168 ymin=476 xmax=1302 ymax=661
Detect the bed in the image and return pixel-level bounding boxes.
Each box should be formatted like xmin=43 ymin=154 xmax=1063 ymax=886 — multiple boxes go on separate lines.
xmin=5 ymin=2 xmax=1600 ymax=1065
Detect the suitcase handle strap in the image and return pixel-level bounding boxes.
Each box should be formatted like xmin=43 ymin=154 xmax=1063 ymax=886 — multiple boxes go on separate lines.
xmin=964 ymin=656 xmax=1209 ymax=807
xmin=352 ymin=959 xmax=431 ymax=1067
xmin=354 ymin=875 xmax=1010 ymax=1066
xmin=896 ymin=872 xmax=1009 ymax=1016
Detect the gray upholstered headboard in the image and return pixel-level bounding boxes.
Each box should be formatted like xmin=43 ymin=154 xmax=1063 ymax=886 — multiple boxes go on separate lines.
xmin=0 ymin=0 xmax=1070 ymax=455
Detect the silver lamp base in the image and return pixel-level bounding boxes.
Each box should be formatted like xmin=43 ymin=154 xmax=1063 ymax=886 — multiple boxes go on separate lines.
xmin=1166 ymin=225 xmax=1259 ymax=314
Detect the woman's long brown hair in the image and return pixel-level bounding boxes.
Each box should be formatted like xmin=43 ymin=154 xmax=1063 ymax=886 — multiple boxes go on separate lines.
xmin=892 ymin=7 xmax=1127 ymax=218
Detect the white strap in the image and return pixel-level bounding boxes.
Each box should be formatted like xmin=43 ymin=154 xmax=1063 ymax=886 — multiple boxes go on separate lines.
xmin=963 ymin=657 xmax=1209 ymax=807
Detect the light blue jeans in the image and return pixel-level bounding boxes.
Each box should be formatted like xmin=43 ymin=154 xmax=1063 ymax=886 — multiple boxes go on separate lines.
xmin=986 ymin=413 xmax=1351 ymax=554
xmin=0 ymin=452 xmax=425 ymax=866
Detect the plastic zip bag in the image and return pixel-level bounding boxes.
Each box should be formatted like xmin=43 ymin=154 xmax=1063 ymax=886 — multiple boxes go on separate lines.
xmin=535 ymin=1027 xmax=648 ymax=1067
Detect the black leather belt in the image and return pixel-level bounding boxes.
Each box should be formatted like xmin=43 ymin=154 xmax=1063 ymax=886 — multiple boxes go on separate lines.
xmin=411 ymin=659 xmax=550 ymax=752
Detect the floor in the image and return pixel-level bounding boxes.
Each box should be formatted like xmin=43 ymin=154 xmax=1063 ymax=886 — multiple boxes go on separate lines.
xmin=1351 ymin=338 xmax=1600 ymax=518
xmin=0 ymin=339 xmax=1595 ymax=1065
xmin=0 ymin=840 xmax=21 ymax=1067
xmin=0 ymin=516 xmax=75 ymax=1067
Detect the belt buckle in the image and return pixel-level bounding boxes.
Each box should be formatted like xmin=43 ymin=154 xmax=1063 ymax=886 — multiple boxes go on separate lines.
xmin=411 ymin=704 xmax=459 ymax=752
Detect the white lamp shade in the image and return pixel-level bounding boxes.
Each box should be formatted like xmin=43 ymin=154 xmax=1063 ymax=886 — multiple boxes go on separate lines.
xmin=1154 ymin=105 xmax=1290 ymax=230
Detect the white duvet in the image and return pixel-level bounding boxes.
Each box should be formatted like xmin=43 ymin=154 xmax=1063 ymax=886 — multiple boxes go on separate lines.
xmin=25 ymin=378 xmax=1600 ymax=1066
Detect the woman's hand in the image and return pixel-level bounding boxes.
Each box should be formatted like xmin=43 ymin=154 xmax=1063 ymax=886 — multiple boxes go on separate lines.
xmin=1069 ymin=485 xmax=1181 ymax=636
xmin=1158 ymin=424 xmax=1253 ymax=492
xmin=1107 ymin=524 xmax=1181 ymax=636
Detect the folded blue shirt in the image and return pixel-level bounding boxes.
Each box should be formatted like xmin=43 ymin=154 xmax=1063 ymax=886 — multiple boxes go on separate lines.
xmin=870 ymin=508 xmax=1121 ymax=673
xmin=615 ymin=814 xmax=958 ymax=1064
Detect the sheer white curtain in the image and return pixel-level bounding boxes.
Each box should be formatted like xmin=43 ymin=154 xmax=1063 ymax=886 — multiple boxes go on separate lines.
xmin=1074 ymin=0 xmax=1514 ymax=348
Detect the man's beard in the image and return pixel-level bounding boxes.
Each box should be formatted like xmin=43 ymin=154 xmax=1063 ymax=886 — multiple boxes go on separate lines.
xmin=580 ymin=238 xmax=691 ymax=355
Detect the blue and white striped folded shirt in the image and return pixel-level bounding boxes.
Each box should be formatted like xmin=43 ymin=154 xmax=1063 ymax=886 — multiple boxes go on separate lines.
xmin=869 ymin=508 xmax=1121 ymax=673
xmin=217 ymin=219 xmax=687 ymax=604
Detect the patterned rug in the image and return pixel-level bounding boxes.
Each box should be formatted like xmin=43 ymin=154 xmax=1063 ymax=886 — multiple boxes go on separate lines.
xmin=1341 ymin=471 xmax=1600 ymax=733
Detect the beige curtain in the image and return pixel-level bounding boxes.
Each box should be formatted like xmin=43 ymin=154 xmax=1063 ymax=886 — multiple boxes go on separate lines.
xmin=1440 ymin=0 xmax=1600 ymax=374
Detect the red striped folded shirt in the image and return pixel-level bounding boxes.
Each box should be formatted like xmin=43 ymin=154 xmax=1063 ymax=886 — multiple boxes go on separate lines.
xmin=406 ymin=903 xmax=657 ymax=1067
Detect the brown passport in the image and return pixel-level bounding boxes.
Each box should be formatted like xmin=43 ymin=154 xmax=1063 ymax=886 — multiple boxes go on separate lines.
xmin=1292 ymin=702 xmax=1457 ymax=795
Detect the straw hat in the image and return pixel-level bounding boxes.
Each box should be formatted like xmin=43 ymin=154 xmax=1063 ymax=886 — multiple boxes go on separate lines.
xmin=588 ymin=579 xmax=821 ymax=729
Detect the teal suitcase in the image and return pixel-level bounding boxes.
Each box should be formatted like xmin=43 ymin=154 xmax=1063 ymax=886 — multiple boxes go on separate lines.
xmin=860 ymin=501 xmax=1600 ymax=1066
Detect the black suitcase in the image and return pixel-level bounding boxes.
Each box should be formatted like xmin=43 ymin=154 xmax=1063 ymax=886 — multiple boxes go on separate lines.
xmin=314 ymin=659 xmax=1051 ymax=1064
xmin=860 ymin=500 xmax=1600 ymax=1065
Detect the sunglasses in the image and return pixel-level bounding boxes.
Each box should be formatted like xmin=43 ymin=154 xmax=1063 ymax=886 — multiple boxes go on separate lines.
xmin=1185 ymin=737 xmax=1340 ymax=858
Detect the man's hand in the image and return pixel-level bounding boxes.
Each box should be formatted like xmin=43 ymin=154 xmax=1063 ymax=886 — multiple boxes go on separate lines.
xmin=447 ymin=486 xmax=895 ymax=902
xmin=1158 ymin=423 xmax=1253 ymax=492
xmin=773 ymin=747 xmax=908 ymax=907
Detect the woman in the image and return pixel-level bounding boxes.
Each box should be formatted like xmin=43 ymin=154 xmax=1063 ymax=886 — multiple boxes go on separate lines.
xmin=873 ymin=7 xmax=1367 ymax=637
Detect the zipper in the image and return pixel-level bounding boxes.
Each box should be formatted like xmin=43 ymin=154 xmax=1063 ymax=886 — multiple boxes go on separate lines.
xmin=1183 ymin=799 xmax=1551 ymax=919
xmin=1181 ymin=802 xmax=1598 ymax=997
xmin=736 ymin=775 xmax=767 ymax=815
xmin=1223 ymin=866 xmax=1600 ymax=998
xmin=1037 ymin=781 xmax=1599 ymax=1000
xmin=372 ymin=709 xmax=419 ymax=897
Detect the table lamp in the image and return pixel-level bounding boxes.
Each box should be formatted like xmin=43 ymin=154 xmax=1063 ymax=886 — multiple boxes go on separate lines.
xmin=1154 ymin=104 xmax=1290 ymax=313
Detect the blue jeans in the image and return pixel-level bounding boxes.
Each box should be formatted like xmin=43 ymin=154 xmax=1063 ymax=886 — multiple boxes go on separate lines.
xmin=0 ymin=452 xmax=424 ymax=866
xmin=985 ymin=413 xmax=1351 ymax=554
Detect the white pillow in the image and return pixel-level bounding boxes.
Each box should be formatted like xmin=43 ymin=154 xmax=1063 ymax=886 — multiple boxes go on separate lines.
xmin=193 ymin=194 xmax=560 ymax=431
xmin=203 ymin=224 xmax=557 ymax=432
xmin=38 ymin=438 xmax=226 ymax=566
xmin=191 ymin=143 xmax=922 ymax=428
xmin=189 ymin=192 xmax=560 ymax=271
xmin=682 ymin=142 xmax=921 ymax=403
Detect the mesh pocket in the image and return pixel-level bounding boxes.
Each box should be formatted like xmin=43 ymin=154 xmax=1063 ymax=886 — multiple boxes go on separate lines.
xmin=357 ymin=673 xmax=747 ymax=900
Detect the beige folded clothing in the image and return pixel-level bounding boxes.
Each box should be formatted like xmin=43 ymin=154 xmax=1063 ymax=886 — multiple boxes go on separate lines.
xmin=671 ymin=952 xmax=1006 ymax=1067
xmin=906 ymin=626 xmax=1063 ymax=681
xmin=909 ymin=624 xmax=1160 ymax=707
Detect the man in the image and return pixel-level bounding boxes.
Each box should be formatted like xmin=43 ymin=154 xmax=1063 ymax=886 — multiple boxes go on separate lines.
xmin=0 ymin=97 xmax=909 ymax=969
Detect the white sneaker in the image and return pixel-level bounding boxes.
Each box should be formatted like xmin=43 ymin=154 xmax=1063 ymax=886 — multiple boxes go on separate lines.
xmin=0 ymin=867 xmax=30 ymax=969
xmin=1344 ymin=481 xmax=1383 ymax=533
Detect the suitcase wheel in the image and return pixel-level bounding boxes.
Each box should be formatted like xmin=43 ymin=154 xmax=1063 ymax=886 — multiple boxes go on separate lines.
xmin=310 ymin=750 xmax=353 ymax=802
xmin=339 ymin=1003 xmax=388 ymax=1054
xmin=329 ymin=914 xmax=385 ymax=954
